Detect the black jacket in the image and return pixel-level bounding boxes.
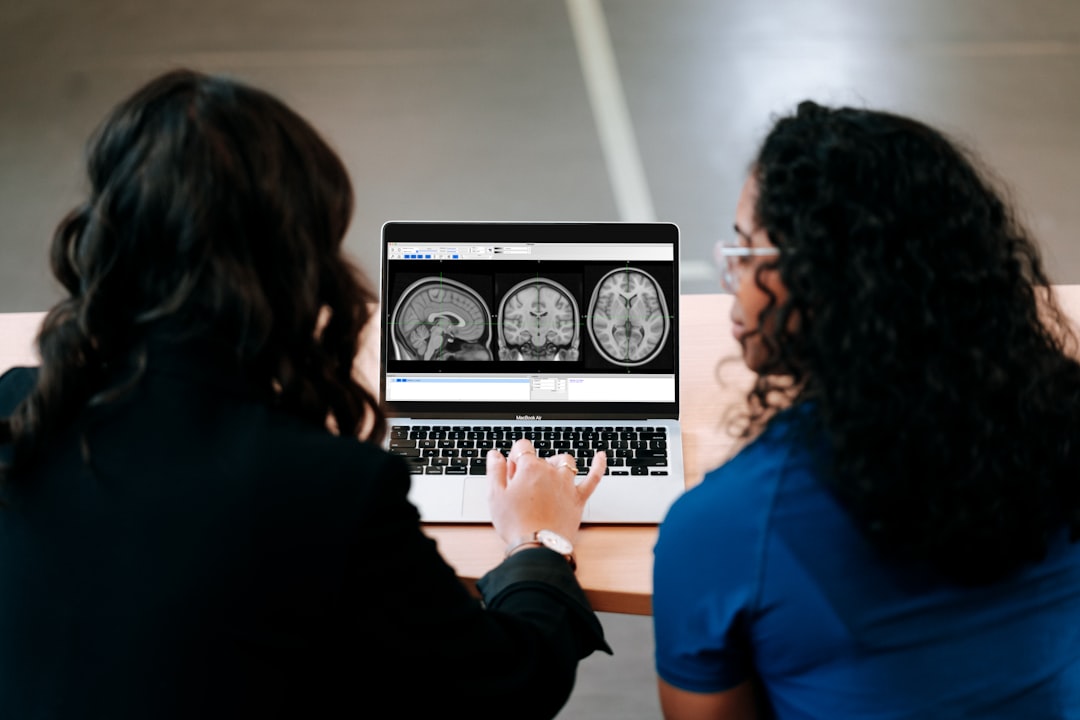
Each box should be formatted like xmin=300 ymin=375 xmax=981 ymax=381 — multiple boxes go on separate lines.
xmin=0 ymin=346 xmax=609 ymax=719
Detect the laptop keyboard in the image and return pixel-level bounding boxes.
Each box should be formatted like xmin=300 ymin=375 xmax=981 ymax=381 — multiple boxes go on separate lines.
xmin=387 ymin=425 xmax=670 ymax=477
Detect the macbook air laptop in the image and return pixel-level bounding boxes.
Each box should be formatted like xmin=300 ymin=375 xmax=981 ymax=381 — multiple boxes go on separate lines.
xmin=378 ymin=221 xmax=686 ymax=524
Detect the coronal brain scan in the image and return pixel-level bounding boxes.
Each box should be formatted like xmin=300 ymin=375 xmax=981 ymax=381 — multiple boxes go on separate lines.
xmin=391 ymin=277 xmax=493 ymax=360
xmin=587 ymin=267 xmax=670 ymax=366
xmin=497 ymin=278 xmax=580 ymax=361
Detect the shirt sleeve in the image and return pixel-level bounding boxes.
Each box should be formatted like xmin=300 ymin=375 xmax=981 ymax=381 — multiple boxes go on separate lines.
xmin=0 ymin=367 xmax=38 ymax=416
xmin=340 ymin=448 xmax=610 ymax=719
xmin=652 ymin=439 xmax=785 ymax=693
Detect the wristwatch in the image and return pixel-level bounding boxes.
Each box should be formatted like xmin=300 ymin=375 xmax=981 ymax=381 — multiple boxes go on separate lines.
xmin=505 ymin=529 xmax=577 ymax=570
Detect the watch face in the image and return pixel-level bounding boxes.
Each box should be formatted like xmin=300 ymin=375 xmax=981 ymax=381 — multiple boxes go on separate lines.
xmin=536 ymin=529 xmax=573 ymax=555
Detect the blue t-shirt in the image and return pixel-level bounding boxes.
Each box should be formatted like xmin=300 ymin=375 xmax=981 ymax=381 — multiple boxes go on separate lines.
xmin=653 ymin=406 xmax=1080 ymax=719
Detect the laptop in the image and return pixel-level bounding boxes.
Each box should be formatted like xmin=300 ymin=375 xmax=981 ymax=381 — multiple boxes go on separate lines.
xmin=378 ymin=221 xmax=686 ymax=524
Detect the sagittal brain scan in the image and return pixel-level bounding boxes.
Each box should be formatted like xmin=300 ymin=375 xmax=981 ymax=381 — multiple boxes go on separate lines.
xmin=391 ymin=277 xmax=493 ymax=360
xmin=587 ymin=267 xmax=670 ymax=366
xmin=497 ymin=278 xmax=580 ymax=361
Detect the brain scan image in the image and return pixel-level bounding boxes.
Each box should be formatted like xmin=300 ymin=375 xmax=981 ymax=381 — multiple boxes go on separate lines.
xmin=391 ymin=277 xmax=493 ymax=360
xmin=587 ymin=267 xmax=670 ymax=367
xmin=497 ymin=278 xmax=580 ymax=361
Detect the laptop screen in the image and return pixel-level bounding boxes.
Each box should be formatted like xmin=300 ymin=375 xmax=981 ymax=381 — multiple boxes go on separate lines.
xmin=379 ymin=221 xmax=680 ymax=421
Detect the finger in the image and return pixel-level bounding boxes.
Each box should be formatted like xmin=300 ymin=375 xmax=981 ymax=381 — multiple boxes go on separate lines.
xmin=508 ymin=439 xmax=537 ymax=465
xmin=487 ymin=448 xmax=508 ymax=491
xmin=576 ymin=450 xmax=606 ymax=501
xmin=547 ymin=452 xmax=576 ymax=470
xmin=550 ymin=454 xmax=578 ymax=479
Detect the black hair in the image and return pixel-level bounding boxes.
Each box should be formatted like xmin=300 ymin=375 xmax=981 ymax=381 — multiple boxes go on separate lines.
xmin=745 ymin=100 xmax=1080 ymax=585
xmin=1 ymin=68 xmax=385 ymax=480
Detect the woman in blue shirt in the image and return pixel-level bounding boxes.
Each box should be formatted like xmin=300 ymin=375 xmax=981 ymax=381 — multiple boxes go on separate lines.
xmin=653 ymin=101 xmax=1080 ymax=719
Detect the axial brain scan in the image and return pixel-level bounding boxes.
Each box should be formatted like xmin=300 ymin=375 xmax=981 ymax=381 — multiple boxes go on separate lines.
xmin=587 ymin=267 xmax=670 ymax=366
xmin=391 ymin=277 xmax=493 ymax=360
xmin=497 ymin=278 xmax=580 ymax=361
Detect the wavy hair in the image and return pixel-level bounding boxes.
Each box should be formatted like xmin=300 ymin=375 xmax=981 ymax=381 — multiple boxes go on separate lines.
xmin=745 ymin=100 xmax=1080 ymax=584
xmin=1 ymin=69 xmax=385 ymax=481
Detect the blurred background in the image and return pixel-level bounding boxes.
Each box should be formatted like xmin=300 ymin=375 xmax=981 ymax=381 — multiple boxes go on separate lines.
xmin=2 ymin=1 xmax=1078 ymax=717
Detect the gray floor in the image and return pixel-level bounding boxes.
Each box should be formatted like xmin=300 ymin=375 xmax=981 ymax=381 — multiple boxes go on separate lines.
xmin=2 ymin=1 xmax=1079 ymax=717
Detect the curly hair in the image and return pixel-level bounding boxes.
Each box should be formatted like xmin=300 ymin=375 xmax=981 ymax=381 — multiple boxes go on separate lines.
xmin=0 ymin=69 xmax=385 ymax=481
xmin=745 ymin=100 xmax=1080 ymax=585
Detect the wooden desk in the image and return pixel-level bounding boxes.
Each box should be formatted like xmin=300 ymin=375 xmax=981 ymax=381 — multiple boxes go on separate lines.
xmin=6 ymin=287 xmax=1079 ymax=615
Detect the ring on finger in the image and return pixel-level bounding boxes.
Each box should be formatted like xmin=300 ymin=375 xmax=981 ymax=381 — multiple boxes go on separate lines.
xmin=511 ymin=449 xmax=536 ymax=462
xmin=556 ymin=460 xmax=577 ymax=474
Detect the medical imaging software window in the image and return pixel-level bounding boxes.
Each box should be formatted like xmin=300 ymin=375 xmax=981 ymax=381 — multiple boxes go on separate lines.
xmin=383 ymin=239 xmax=677 ymax=405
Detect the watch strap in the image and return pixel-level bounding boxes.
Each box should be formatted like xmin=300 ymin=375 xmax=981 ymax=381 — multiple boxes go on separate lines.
xmin=504 ymin=538 xmax=544 ymax=557
xmin=504 ymin=533 xmax=576 ymax=570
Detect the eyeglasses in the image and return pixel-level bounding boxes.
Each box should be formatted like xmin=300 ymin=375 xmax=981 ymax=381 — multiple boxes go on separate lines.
xmin=714 ymin=236 xmax=780 ymax=293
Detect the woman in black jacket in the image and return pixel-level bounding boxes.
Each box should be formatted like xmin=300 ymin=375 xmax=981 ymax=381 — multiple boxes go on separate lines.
xmin=0 ymin=68 xmax=608 ymax=719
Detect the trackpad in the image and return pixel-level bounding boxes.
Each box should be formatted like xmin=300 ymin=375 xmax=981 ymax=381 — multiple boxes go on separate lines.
xmin=461 ymin=477 xmax=492 ymax=522
xmin=407 ymin=475 xmax=466 ymax=522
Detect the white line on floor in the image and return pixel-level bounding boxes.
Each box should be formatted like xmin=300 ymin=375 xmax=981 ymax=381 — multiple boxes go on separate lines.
xmin=565 ymin=0 xmax=656 ymax=222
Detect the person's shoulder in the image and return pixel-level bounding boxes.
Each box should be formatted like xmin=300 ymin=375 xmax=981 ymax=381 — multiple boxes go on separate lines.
xmin=255 ymin=411 xmax=410 ymax=503
xmin=0 ymin=366 xmax=38 ymax=416
xmin=264 ymin=413 xmax=380 ymax=454
xmin=260 ymin=413 xmax=396 ymax=472
xmin=661 ymin=404 xmax=824 ymax=544
xmin=655 ymin=405 xmax=828 ymax=617
xmin=680 ymin=408 xmax=811 ymax=504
